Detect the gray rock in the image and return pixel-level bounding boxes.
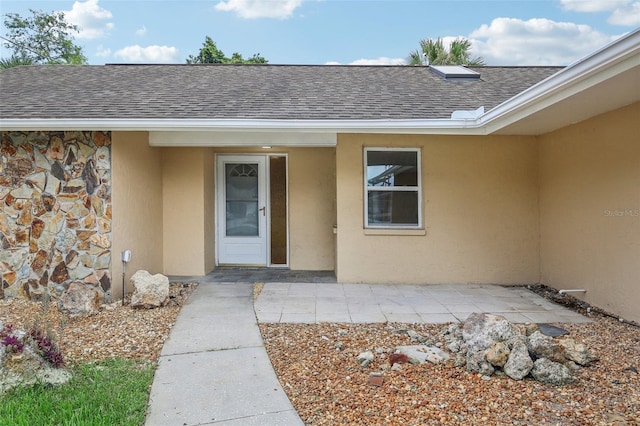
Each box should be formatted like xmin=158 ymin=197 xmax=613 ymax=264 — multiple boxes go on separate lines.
xmin=357 ymin=351 xmax=374 ymax=367
xmin=130 ymin=270 xmax=169 ymax=308
xmin=531 ymin=358 xmax=574 ymax=385
xmin=504 ymin=339 xmax=534 ymax=380
xmin=558 ymin=338 xmax=598 ymax=366
xmin=395 ymin=345 xmax=451 ymax=365
xmin=527 ymin=331 xmax=567 ymax=363
xmin=58 ymin=282 xmax=103 ymax=315
xmin=463 ymin=313 xmax=514 ymax=375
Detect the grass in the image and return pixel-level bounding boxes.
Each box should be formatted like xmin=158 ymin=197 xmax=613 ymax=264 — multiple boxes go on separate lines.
xmin=0 ymin=359 xmax=155 ymax=426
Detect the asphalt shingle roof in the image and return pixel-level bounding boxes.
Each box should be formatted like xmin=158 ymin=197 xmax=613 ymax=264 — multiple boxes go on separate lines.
xmin=0 ymin=64 xmax=561 ymax=121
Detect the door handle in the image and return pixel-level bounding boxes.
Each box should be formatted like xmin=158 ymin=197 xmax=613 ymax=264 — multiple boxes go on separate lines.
xmin=259 ymin=206 xmax=266 ymax=216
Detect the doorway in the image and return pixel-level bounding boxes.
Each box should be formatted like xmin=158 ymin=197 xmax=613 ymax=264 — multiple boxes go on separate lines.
xmin=216 ymin=154 xmax=288 ymax=266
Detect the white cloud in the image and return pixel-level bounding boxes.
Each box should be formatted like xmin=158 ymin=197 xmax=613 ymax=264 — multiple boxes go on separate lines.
xmin=326 ymin=57 xmax=408 ymax=66
xmin=113 ymin=45 xmax=179 ymax=63
xmin=608 ymin=2 xmax=640 ymax=25
xmin=135 ymin=26 xmax=147 ymax=36
xmin=95 ymin=46 xmax=111 ymax=57
xmin=560 ymin=0 xmax=640 ymax=26
xmin=469 ymin=17 xmax=619 ymax=65
xmin=214 ymin=0 xmax=303 ymax=19
xmin=65 ymin=0 xmax=114 ymax=39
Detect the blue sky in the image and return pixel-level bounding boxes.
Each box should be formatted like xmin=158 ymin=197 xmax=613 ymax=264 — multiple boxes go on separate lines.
xmin=1 ymin=0 xmax=638 ymax=65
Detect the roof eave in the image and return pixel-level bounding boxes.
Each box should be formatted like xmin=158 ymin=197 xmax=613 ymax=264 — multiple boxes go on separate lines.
xmin=479 ymin=28 xmax=640 ymax=134
xmin=0 ymin=118 xmax=490 ymax=136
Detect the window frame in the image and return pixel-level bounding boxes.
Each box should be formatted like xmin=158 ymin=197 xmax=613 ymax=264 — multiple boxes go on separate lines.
xmin=363 ymin=147 xmax=422 ymax=229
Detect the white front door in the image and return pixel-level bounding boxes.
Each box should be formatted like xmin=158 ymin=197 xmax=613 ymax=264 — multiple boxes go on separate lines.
xmin=217 ymin=155 xmax=268 ymax=265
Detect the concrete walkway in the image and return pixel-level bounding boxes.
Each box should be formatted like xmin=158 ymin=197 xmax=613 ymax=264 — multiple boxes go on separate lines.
xmin=146 ymin=280 xmax=590 ymax=425
xmin=145 ymin=282 xmax=304 ymax=426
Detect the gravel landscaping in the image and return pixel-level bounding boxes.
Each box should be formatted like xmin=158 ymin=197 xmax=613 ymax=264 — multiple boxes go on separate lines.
xmin=1 ymin=282 xmax=639 ymax=425
xmin=260 ymin=316 xmax=640 ymax=425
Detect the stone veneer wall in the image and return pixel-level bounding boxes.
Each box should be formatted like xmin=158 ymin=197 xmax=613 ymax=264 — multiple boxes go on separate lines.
xmin=0 ymin=131 xmax=111 ymax=301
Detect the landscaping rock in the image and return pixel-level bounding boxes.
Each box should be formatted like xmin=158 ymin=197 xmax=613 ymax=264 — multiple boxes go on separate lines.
xmin=395 ymin=345 xmax=450 ymax=365
xmin=559 ymin=338 xmax=598 ymax=366
xmin=486 ymin=341 xmax=510 ymax=367
xmin=463 ymin=313 xmax=514 ymax=375
xmin=130 ymin=270 xmax=169 ymax=308
xmin=504 ymin=338 xmax=534 ymax=380
xmin=58 ymin=282 xmax=103 ymax=315
xmin=527 ymin=331 xmax=567 ymax=363
xmin=0 ymin=323 xmax=71 ymax=395
xmin=531 ymin=358 xmax=574 ymax=385
xmin=357 ymin=351 xmax=374 ymax=367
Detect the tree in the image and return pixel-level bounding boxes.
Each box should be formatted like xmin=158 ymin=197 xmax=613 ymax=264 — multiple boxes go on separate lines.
xmin=409 ymin=37 xmax=485 ymax=66
xmin=186 ymin=36 xmax=267 ymax=64
xmin=1 ymin=9 xmax=87 ymax=65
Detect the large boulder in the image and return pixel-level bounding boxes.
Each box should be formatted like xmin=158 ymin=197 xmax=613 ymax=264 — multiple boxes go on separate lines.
xmin=0 ymin=323 xmax=71 ymax=395
xmin=463 ymin=313 xmax=515 ymax=375
xmin=130 ymin=270 xmax=169 ymax=308
xmin=58 ymin=282 xmax=103 ymax=315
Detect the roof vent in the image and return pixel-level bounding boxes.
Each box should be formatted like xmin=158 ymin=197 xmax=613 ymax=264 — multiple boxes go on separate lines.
xmin=430 ymin=65 xmax=480 ymax=80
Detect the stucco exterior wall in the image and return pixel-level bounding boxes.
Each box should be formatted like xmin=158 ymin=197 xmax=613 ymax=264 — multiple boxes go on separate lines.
xmin=539 ymin=102 xmax=640 ymax=323
xmin=111 ymin=131 xmax=163 ymax=299
xmin=336 ymin=134 xmax=540 ymax=284
xmin=161 ymin=148 xmax=210 ymax=275
xmin=288 ymin=148 xmax=336 ymax=270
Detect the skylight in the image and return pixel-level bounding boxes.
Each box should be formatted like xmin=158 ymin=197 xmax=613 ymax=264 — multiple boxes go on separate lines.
xmin=430 ymin=65 xmax=480 ymax=80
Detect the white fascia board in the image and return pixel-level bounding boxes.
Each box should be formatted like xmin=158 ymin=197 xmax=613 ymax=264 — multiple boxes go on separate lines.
xmin=478 ymin=29 xmax=640 ymax=134
xmin=0 ymin=118 xmax=489 ymax=135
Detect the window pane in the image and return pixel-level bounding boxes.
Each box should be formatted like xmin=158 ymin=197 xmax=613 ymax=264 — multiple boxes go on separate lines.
xmin=367 ymin=191 xmax=418 ymax=225
xmin=367 ymin=151 xmax=418 ymax=187
xmin=225 ymin=163 xmax=259 ymax=236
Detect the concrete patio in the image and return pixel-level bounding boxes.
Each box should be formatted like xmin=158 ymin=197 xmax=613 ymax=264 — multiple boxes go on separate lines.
xmin=255 ymin=282 xmax=591 ymax=324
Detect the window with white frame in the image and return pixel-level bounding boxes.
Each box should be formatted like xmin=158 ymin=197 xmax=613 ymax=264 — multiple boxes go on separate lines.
xmin=364 ymin=148 xmax=421 ymax=228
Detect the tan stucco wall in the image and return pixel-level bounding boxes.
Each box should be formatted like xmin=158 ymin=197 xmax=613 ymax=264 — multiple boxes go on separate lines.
xmin=335 ymin=134 xmax=540 ymax=284
xmin=111 ymin=132 xmax=163 ymax=298
xmin=162 ymin=148 xmax=213 ymax=275
xmin=539 ymin=102 xmax=640 ymax=323
xmin=288 ymin=148 xmax=336 ymax=270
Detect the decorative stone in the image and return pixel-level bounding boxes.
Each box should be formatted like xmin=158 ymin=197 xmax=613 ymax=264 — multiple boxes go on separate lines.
xmin=504 ymin=338 xmax=534 ymax=380
xmin=95 ymin=146 xmax=110 ymax=170
xmin=531 ymin=358 xmax=574 ymax=385
xmin=26 ymin=172 xmax=47 ymax=192
xmin=10 ymin=185 xmax=33 ymax=199
xmin=395 ymin=345 xmax=451 ymax=365
xmin=50 ymin=262 xmax=69 ymax=284
xmin=527 ymin=331 xmax=567 ymax=364
xmin=16 ymin=201 xmax=32 ymax=226
xmin=0 ymin=131 xmax=111 ymax=303
xmin=558 ymin=338 xmax=598 ymax=366
xmin=357 ymin=351 xmax=375 ymax=367
xmin=89 ymin=233 xmax=110 ymax=249
xmin=44 ymin=174 xmax=61 ymax=196
xmin=33 ymin=148 xmax=51 ymax=170
xmin=130 ymin=270 xmax=169 ymax=308
xmin=463 ymin=313 xmax=514 ymax=375
xmin=46 ymin=136 xmax=65 ymax=161
xmin=58 ymin=282 xmax=103 ymax=315
xmin=76 ymin=230 xmax=96 ymax=241
xmin=486 ymin=341 xmax=510 ymax=368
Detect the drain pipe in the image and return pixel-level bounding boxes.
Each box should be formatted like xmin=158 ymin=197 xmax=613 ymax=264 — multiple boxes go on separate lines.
xmin=558 ymin=289 xmax=586 ymax=295
xmin=121 ymin=250 xmax=132 ymax=305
